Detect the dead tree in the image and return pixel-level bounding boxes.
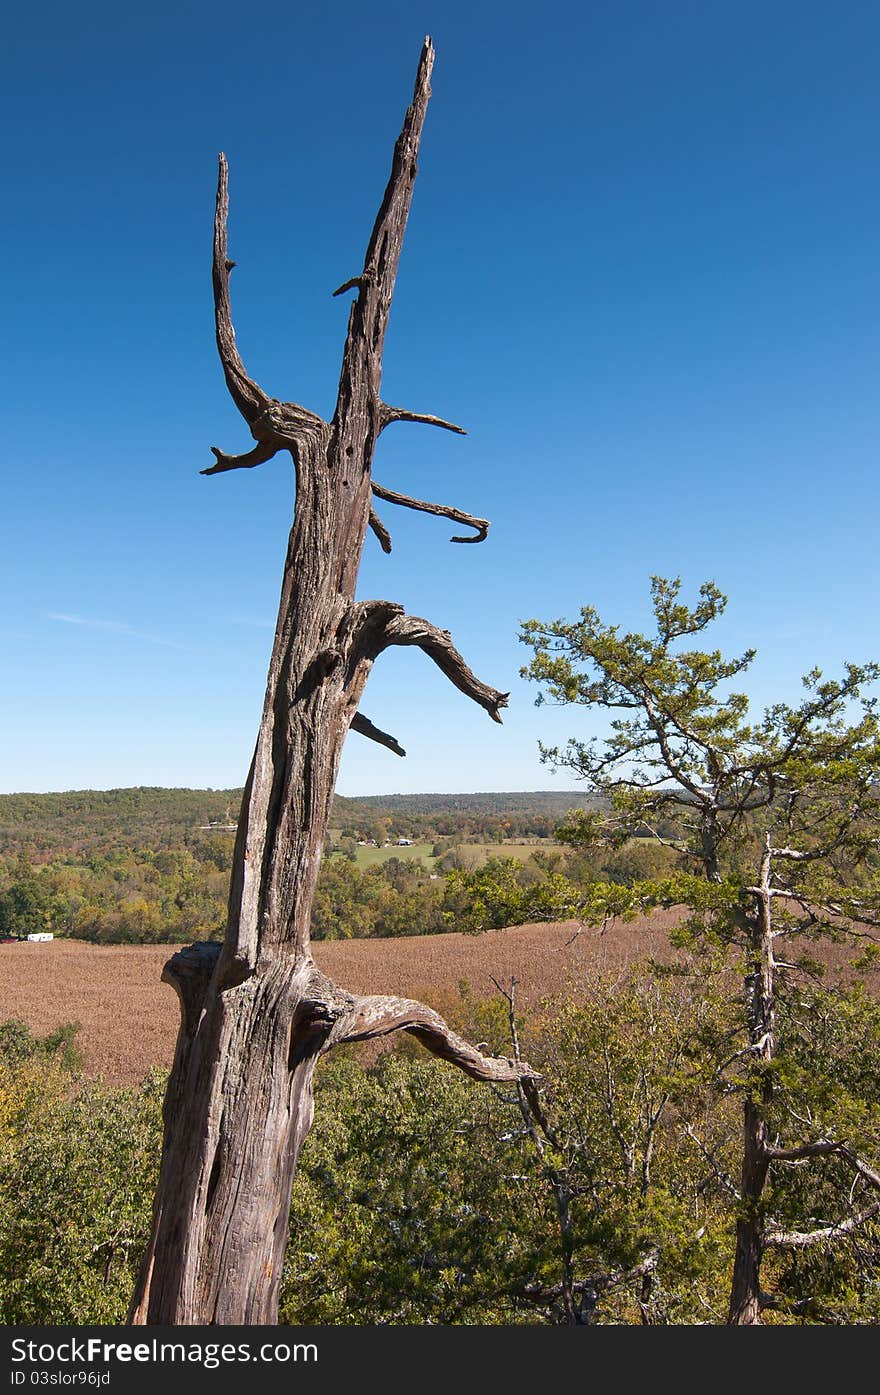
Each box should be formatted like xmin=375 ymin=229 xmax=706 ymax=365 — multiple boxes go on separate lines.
xmin=129 ymin=38 xmax=534 ymax=1326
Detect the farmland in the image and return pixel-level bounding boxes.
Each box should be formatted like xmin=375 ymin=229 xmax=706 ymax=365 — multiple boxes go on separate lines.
xmin=0 ymin=914 xmax=687 ymax=1085
xmin=332 ymin=839 xmax=547 ymax=871
xmin=1 ymin=910 xmax=870 ymax=1087
xmin=342 ymin=841 xmax=436 ymax=869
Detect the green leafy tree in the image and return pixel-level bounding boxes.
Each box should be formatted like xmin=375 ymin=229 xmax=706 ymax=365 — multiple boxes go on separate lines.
xmin=441 ymin=856 xmax=637 ymax=934
xmin=281 ymin=985 xmax=724 ymax=1325
xmin=485 ymin=969 xmax=735 ymax=1323
xmin=0 ymin=1022 xmax=162 ymax=1323
xmin=521 ymin=576 xmax=880 ymax=1323
xmin=0 ymin=869 xmax=52 ymax=938
xmin=282 ymin=1055 xmax=529 ymax=1324
xmin=1 ymin=990 xmax=877 ymax=1325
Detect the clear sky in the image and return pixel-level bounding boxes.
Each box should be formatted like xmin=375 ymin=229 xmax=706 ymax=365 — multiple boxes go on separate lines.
xmin=2 ymin=0 xmax=878 ymax=797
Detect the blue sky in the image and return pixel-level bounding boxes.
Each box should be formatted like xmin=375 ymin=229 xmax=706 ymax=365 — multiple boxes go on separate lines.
xmin=2 ymin=1 xmax=878 ymax=796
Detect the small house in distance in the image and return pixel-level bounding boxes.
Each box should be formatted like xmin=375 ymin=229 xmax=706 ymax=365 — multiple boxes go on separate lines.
xmin=26 ymin=933 xmax=53 ymax=943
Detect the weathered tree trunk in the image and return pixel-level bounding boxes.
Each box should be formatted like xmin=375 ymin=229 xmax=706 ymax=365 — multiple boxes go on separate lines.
xmin=129 ymin=39 xmax=534 ymax=1326
xmin=727 ymin=1096 xmax=770 ymax=1325
xmin=727 ymin=837 xmax=775 ymax=1325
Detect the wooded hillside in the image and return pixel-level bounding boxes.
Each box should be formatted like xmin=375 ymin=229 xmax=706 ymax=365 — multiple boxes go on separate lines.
xmin=0 ymin=787 xmax=596 ymax=859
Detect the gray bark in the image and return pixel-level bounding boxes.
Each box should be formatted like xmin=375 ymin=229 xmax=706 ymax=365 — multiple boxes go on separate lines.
xmin=129 ymin=39 xmax=533 ymax=1326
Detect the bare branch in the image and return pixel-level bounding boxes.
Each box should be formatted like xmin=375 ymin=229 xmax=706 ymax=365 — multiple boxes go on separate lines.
xmin=350 ymin=711 xmax=405 ymax=758
xmin=770 ymin=844 xmax=833 ymax=863
xmin=372 ymin=481 xmax=489 ymax=544
xmin=379 ymin=404 xmax=466 ymax=436
xmin=380 ymin=612 xmax=509 ymax=720
xmin=367 ymin=507 xmax=393 ymax=554
xmin=328 ymin=991 xmax=537 ymax=1083
xmin=213 ymin=158 xmax=326 ymax=451
xmin=786 ymin=892 xmax=880 ymax=934
xmin=765 ymin=1200 xmax=880 ymax=1249
xmin=521 ymin=1248 xmax=660 ymax=1305
xmin=765 ymin=1139 xmax=845 ymax=1164
xmin=684 ymin=1124 xmax=742 ymax=1200
xmin=844 ymin=1148 xmax=880 ymax=1191
xmin=331 ymin=276 xmax=364 ymax=298
xmin=201 ymin=440 xmax=278 ymax=477
xmin=213 ymin=155 xmax=272 ymax=425
xmin=334 ymin=38 xmax=435 ymax=422
xmin=762 ymin=1140 xmax=880 ymax=1247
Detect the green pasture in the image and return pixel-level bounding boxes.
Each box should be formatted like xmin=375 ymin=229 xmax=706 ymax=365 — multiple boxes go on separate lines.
xmin=350 ymin=842 xmax=437 ymax=868
xmin=327 ymin=840 xmax=558 ymax=871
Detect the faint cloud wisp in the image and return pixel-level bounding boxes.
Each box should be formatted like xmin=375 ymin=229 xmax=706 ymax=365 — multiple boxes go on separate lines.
xmin=47 ymin=612 xmax=187 ymax=650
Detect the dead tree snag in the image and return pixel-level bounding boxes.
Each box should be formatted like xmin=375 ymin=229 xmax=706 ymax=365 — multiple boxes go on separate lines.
xmin=128 ymin=38 xmax=534 ymax=1327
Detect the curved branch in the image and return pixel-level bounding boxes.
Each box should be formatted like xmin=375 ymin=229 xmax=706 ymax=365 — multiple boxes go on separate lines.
xmin=763 ymin=1141 xmax=880 ymax=1247
xmin=213 ymin=154 xmax=271 ymax=425
xmin=379 ymin=404 xmax=466 ymax=436
xmin=372 ymin=481 xmax=489 ymax=544
xmin=328 ymin=991 xmax=537 ymax=1083
xmin=201 ymin=440 xmax=279 ymax=477
xmin=380 ymin=612 xmax=509 ymax=721
xmin=368 ymin=507 xmax=393 ymax=553
xmin=213 ymin=159 xmax=326 ymax=457
xmin=350 ymin=711 xmax=405 ymax=757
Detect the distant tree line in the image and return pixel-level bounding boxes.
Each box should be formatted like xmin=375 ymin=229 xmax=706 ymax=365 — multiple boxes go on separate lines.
xmin=0 ymin=837 xmax=678 ymax=945
xmin=0 ymin=788 xmax=600 ymax=862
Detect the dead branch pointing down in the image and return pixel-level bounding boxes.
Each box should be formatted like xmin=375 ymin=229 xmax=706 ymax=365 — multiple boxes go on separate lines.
xmin=379 ymin=612 xmax=509 ymax=720
xmin=328 ymin=991 xmax=538 ymax=1083
xmin=367 ymin=508 xmax=393 ymax=553
xmin=350 ymin=711 xmax=405 ymax=757
xmin=372 ymin=481 xmax=489 ymax=544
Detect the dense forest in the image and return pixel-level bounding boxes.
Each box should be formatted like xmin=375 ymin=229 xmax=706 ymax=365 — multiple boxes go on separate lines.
xmin=0 ymin=786 xmax=639 ymax=945
xmin=0 ymin=787 xmax=597 ymax=859
xmin=4 ymin=972 xmax=880 ymax=1325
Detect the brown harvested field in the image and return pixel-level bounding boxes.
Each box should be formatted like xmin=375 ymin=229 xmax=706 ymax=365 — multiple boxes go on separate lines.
xmin=0 ymin=913 xmax=870 ymax=1085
